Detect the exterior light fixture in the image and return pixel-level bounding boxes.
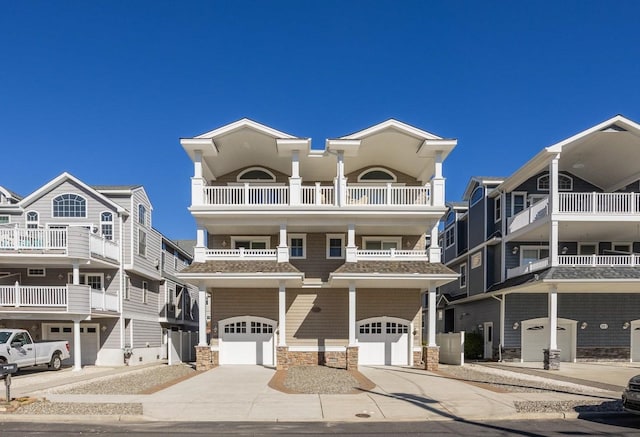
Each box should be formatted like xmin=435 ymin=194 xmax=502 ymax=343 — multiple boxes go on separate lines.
xmin=561 ymin=246 xmax=568 ymax=255
xmin=512 ymin=322 xmax=519 ymax=330
xmin=623 ymin=322 xmax=631 ymax=330
xmin=580 ymin=322 xmax=588 ymax=330
xmin=512 ymin=247 xmax=519 ymax=255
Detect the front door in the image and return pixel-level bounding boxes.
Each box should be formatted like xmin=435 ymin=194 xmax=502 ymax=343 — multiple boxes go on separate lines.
xmin=483 ymin=322 xmax=493 ymax=359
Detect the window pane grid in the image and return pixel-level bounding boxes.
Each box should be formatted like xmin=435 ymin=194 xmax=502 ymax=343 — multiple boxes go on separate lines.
xmin=53 ymin=194 xmax=86 ymax=217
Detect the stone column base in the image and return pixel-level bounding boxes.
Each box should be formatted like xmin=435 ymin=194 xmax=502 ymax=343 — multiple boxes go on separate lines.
xmin=277 ymin=346 xmax=289 ymax=370
xmin=423 ymin=346 xmax=439 ymax=371
xmin=544 ymin=348 xmax=561 ymax=370
xmin=346 ymin=346 xmax=359 ymax=370
xmin=195 ymin=346 xmax=217 ymax=371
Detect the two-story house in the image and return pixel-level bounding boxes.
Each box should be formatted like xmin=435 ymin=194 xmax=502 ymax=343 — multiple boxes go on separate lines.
xmin=178 ymin=118 xmax=459 ymax=371
xmin=0 ymin=173 xmax=188 ymax=368
xmin=437 ymin=115 xmax=640 ymax=369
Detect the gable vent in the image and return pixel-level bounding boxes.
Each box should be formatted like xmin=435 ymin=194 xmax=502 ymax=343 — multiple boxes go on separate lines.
xmin=600 ymin=124 xmax=627 ymax=132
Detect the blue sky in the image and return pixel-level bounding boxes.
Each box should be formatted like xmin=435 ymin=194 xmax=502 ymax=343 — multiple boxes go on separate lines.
xmin=2 ymin=1 xmax=639 ymax=240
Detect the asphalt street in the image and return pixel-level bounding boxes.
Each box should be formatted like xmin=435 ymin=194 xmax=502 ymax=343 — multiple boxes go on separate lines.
xmin=2 ymin=417 xmax=640 ymax=436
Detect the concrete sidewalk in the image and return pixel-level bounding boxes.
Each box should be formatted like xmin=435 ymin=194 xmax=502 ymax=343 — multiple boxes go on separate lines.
xmin=30 ymin=364 xmax=624 ymax=422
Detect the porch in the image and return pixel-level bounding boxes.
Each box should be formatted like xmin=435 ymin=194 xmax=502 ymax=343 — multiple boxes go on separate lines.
xmin=506 ymin=254 xmax=640 ymax=279
xmin=201 ymin=248 xmax=429 ymax=262
xmin=0 ymin=284 xmax=118 ymax=313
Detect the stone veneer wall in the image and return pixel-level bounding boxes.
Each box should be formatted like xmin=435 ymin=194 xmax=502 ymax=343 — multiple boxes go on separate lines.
xmin=424 ymin=346 xmax=439 ymax=371
xmin=346 ymin=346 xmax=358 ymax=370
xmin=501 ymin=347 xmax=521 ymax=362
xmin=277 ymin=347 xmax=348 ymax=370
xmin=413 ymin=350 xmax=423 ymax=367
xmin=576 ymin=347 xmax=629 ymax=361
xmin=195 ymin=346 xmax=217 ymax=370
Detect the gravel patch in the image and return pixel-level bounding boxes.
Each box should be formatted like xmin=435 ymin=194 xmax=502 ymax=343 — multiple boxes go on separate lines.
xmin=14 ymin=400 xmax=143 ymax=415
xmin=514 ymin=399 xmax=623 ymax=413
xmin=438 ymin=363 xmax=606 ymax=394
xmin=284 ymin=366 xmax=361 ymax=394
xmin=50 ymin=364 xmax=196 ymax=395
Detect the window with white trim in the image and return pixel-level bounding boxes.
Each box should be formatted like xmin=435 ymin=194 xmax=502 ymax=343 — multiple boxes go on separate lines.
xmin=53 ymin=194 xmax=86 ymax=217
xmin=445 ymin=228 xmax=455 ymax=248
xmin=138 ymin=229 xmax=147 ymax=257
xmin=138 ymin=204 xmax=146 ymax=226
xmin=66 ymin=273 xmax=103 ymax=289
xmin=579 ymin=243 xmax=597 ymax=255
xmin=26 ymin=211 xmax=39 ymax=229
xmin=459 ymin=263 xmax=467 ymax=288
xmin=363 ymin=237 xmax=401 ymax=250
xmin=537 ymin=174 xmax=573 ymax=191
xmin=612 ymin=243 xmax=631 ymax=253
xmin=250 ymin=321 xmax=273 ymax=334
xmin=359 ymin=321 xmax=382 ymax=334
xmin=237 ymin=167 xmax=276 ymax=182
xmin=0 ymin=215 xmax=8 ymax=225
xmin=231 ymin=237 xmax=270 ymax=249
xmin=124 ymin=276 xmax=130 ymax=300
xmin=326 ymin=234 xmax=345 ymax=259
xmin=101 ymin=212 xmax=113 ymax=240
xmin=444 ymin=211 xmax=455 ymax=227
xmin=357 ymin=168 xmax=396 ymax=182
xmin=470 ymin=186 xmax=484 ymax=206
xmin=224 ymin=321 xmax=247 ymax=334
xmin=288 ymin=234 xmax=306 ymax=259
xmin=494 ymin=196 xmax=501 ymax=222
xmin=512 ymin=192 xmax=526 ymax=215
xmin=521 ymin=246 xmax=549 ymax=265
xmin=142 ymin=281 xmax=148 ymax=304
xmin=27 ymin=268 xmax=46 ymax=277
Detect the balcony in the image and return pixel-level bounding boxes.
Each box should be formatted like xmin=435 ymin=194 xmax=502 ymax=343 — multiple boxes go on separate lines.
xmin=558 ymin=254 xmax=640 ymax=267
xmin=356 ymin=249 xmax=429 ymax=261
xmin=508 ymin=197 xmax=549 ymax=234
xmin=204 ymin=248 xmax=277 ymax=260
xmin=0 ymin=228 xmax=119 ymax=263
xmin=558 ymin=192 xmax=640 ymax=214
xmin=0 ymin=284 xmax=118 ymax=313
xmin=199 ymin=183 xmax=432 ymax=208
xmin=506 ymin=258 xmax=550 ymax=279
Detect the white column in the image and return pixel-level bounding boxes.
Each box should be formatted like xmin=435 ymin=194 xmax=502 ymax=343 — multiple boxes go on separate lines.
xmin=194 ymin=226 xmax=207 ymax=262
xmin=72 ymin=261 xmax=80 ymax=285
xmin=499 ymin=294 xmax=505 ymax=360
xmin=198 ymin=285 xmax=207 ymax=346
xmin=500 ymin=192 xmax=507 ymax=282
xmin=167 ymin=330 xmax=173 ymax=366
xmin=73 ymin=319 xmax=82 ymax=371
xmin=550 ymin=154 xmax=560 ymax=267
xmin=428 ymin=223 xmax=441 ymax=263
xmin=289 ymin=150 xmax=302 ymax=205
xmin=278 ymin=282 xmax=286 ymax=347
xmin=191 ymin=150 xmax=206 ymax=207
xmin=277 ymin=224 xmax=289 ymax=262
xmin=348 ymin=283 xmax=356 ymax=346
xmin=427 ymin=286 xmax=437 ymax=347
xmin=548 ymin=286 xmax=558 ymax=350
xmin=336 ymin=151 xmax=346 ymax=206
xmin=346 ymin=223 xmax=357 ymax=262
xmin=550 ymin=220 xmax=559 ymax=267
xmin=431 ymin=151 xmax=445 ymax=207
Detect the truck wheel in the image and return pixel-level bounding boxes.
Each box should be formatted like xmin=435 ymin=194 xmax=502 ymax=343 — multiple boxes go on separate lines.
xmin=49 ymin=353 xmax=62 ymax=371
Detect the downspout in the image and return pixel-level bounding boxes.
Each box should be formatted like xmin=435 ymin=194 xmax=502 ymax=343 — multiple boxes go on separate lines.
xmin=119 ymin=213 xmax=125 ymax=350
xmin=491 ymin=294 xmax=505 ymax=362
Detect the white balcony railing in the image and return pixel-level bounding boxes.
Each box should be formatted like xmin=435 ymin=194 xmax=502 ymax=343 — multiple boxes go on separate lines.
xmin=0 ymin=228 xmax=66 ymax=250
xmin=91 ymin=288 xmax=119 ymax=311
xmin=508 ymin=197 xmax=549 ymax=234
xmin=558 ymin=254 xmax=640 ymax=267
xmin=204 ymin=248 xmax=277 ymax=260
xmin=356 ymin=249 xmax=429 ymax=261
xmin=0 ymin=284 xmax=67 ymax=307
xmin=506 ymin=258 xmax=550 ymax=279
xmin=199 ymin=183 xmax=431 ymax=207
xmin=89 ymin=233 xmax=120 ymax=261
xmin=558 ymin=192 xmax=640 ymax=214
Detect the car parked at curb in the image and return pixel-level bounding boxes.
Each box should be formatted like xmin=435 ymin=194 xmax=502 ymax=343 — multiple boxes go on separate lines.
xmin=0 ymin=329 xmax=70 ymax=371
xmin=622 ymin=375 xmax=640 ymax=414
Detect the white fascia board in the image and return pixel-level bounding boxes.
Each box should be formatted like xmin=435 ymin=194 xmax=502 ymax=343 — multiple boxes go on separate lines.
xmin=546 ymin=114 xmax=640 ymax=153
xmin=194 ymin=118 xmax=298 ymax=140
xmin=325 ymin=139 xmax=361 ymax=156
xmin=340 ymin=119 xmax=443 ymax=141
xmin=177 ymin=272 xmax=303 ymax=280
xmin=19 ymin=172 xmax=126 ymax=214
xmin=180 ymin=138 xmax=218 ymax=159
xmin=417 ymin=139 xmax=457 ymax=160
xmin=276 ymin=138 xmax=312 ymax=156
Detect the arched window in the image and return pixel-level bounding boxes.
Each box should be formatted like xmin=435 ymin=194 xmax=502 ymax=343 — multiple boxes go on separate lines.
xmin=470 ymin=186 xmax=484 ymax=206
xmin=357 ymin=168 xmax=396 ymax=182
xmin=537 ymin=174 xmax=573 ymax=191
xmin=444 ymin=211 xmax=456 ymax=228
xmin=52 ymin=194 xmax=86 ymax=217
xmin=237 ymin=167 xmax=276 ymax=182
xmin=26 ymin=211 xmax=39 ymax=229
xmin=101 ymin=211 xmax=114 ymax=240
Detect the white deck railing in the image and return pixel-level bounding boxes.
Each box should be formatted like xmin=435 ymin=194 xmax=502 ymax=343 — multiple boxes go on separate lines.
xmin=506 ymin=258 xmax=550 ymax=279
xmin=346 ymin=185 xmax=430 ymax=206
xmin=558 ymin=254 xmax=640 ymax=266
xmin=89 ymin=233 xmax=120 ymax=261
xmin=204 ymin=248 xmax=277 ymax=260
xmin=301 ymin=185 xmax=335 ymax=205
xmin=558 ymin=192 xmax=640 ymax=214
xmin=203 ymin=185 xmax=289 ymax=205
xmin=356 ymin=249 xmax=429 ymax=261
xmin=0 ymin=228 xmax=66 ymax=250
xmin=508 ymin=197 xmax=549 ymax=234
xmin=0 ymin=284 xmax=67 ymax=307
xmin=91 ymin=288 xmax=119 ymax=311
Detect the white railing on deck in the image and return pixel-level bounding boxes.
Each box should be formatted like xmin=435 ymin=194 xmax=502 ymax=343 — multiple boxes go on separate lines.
xmin=506 ymin=258 xmax=550 ymax=279
xmin=508 ymin=197 xmax=549 ymax=234
xmin=0 ymin=228 xmax=67 ymax=250
xmin=301 ymin=185 xmax=334 ymax=205
xmin=558 ymin=192 xmax=640 ymax=214
xmin=346 ymin=185 xmax=430 ymax=206
xmin=205 ymin=248 xmax=277 ymax=260
xmin=91 ymin=288 xmax=119 ymax=311
xmin=89 ymin=233 xmax=120 ymax=261
xmin=558 ymin=254 xmax=640 ymax=266
xmin=203 ymin=185 xmax=289 ymax=205
xmin=356 ymin=249 xmax=429 ymax=261
xmin=0 ymin=284 xmax=67 ymax=307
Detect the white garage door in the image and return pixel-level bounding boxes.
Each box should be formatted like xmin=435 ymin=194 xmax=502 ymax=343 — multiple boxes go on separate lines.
xmin=522 ymin=318 xmax=575 ymax=362
xmin=357 ymin=318 xmax=409 ymax=366
xmin=631 ymin=321 xmax=640 ymax=362
xmin=219 ymin=317 xmax=275 ymax=365
xmin=43 ymin=323 xmax=100 ymax=366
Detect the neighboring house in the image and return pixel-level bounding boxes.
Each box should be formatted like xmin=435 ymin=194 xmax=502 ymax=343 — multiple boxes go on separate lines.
xmin=178 ymin=118 xmax=458 ymax=371
xmin=0 ymin=173 xmax=197 ymax=369
xmin=436 ymin=115 xmax=640 ymax=369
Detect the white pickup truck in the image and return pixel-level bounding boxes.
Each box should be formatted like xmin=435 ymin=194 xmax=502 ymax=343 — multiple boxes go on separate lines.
xmin=0 ymin=329 xmax=70 ymax=371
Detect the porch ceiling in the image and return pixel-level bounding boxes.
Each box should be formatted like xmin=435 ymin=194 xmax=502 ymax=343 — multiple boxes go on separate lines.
xmin=510 ymin=220 xmax=640 ymax=242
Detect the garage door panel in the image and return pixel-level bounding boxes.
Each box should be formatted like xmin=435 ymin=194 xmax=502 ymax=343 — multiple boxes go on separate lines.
xmin=522 ymin=321 xmax=573 ymax=362
xmin=219 ymin=318 xmax=274 ymax=365
xmin=43 ymin=323 xmax=99 ymax=366
xmin=357 ymin=318 xmax=409 ymax=366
